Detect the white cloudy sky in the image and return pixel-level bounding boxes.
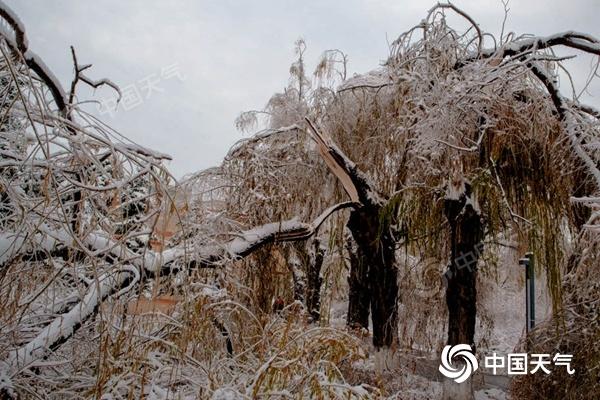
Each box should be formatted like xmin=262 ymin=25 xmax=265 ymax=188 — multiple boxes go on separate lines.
xmin=6 ymin=0 xmax=600 ymax=177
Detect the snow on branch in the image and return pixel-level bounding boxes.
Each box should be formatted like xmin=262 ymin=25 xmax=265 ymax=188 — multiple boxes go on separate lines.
xmin=461 ymin=31 xmax=600 ymax=65
xmin=337 ymin=69 xmax=392 ymax=93
xmin=226 ymin=124 xmax=301 ymax=159
xmin=456 ymin=27 xmax=600 ymax=205
xmin=0 ymin=2 xmax=123 ymax=117
xmin=222 ymin=201 xmax=355 ymax=258
xmin=0 ymin=1 xmax=68 ymax=114
xmin=0 ymin=12 xmax=173 ymax=381
xmin=526 ymin=61 xmax=600 ymax=190
xmin=0 ymin=0 xmax=27 ymax=52
xmin=427 ymin=2 xmax=483 ymax=55
xmin=3 ymin=201 xmax=354 ymax=370
xmin=114 ymin=143 xmax=173 ymax=161
xmin=570 ymin=101 xmax=600 ymax=120
xmin=6 ymin=267 xmax=136 ymax=372
xmin=189 ymin=201 xmax=356 ymax=268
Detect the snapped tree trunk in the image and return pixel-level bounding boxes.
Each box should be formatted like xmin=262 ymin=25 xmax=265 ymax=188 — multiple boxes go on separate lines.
xmin=444 ymin=182 xmax=484 ymax=348
xmin=305 ymin=119 xmax=399 ymax=349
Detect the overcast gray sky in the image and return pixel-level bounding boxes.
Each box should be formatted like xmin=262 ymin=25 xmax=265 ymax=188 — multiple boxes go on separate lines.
xmin=6 ymin=0 xmax=600 ymax=177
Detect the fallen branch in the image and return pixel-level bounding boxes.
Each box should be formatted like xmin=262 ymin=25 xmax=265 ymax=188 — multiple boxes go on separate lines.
xmin=3 ymin=202 xmax=355 ymax=372
xmin=6 ymin=267 xmax=136 ymax=372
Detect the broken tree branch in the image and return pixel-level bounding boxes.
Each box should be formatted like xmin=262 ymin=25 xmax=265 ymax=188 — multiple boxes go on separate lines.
xmin=4 ymin=201 xmax=355 ymax=372
xmin=304 ymin=118 xmax=384 ymax=206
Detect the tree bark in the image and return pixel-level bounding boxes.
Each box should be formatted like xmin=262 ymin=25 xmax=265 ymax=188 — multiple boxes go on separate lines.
xmin=444 ymin=182 xmax=483 ymax=348
xmin=347 ymin=205 xmax=399 ymax=348
xmin=346 ymin=225 xmax=370 ymax=331
xmin=305 ymin=238 xmax=325 ymax=322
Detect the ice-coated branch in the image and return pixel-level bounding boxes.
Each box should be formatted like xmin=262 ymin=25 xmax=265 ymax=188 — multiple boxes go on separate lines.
xmin=191 ymin=201 xmax=356 ymax=267
xmin=570 ymin=101 xmax=600 ymax=120
xmin=0 ymin=1 xmax=68 ymax=114
xmin=460 ymin=31 xmax=600 ymax=66
xmin=3 ymin=201 xmax=354 ymax=371
xmin=69 ymin=46 xmax=121 ymax=108
xmin=427 ymin=2 xmax=483 ymax=55
xmin=337 ymin=69 xmax=393 ymax=93
xmin=0 ymin=0 xmax=27 ymax=52
xmin=526 ymin=61 xmax=600 ymax=189
xmin=24 ymin=51 xmax=68 ymax=113
xmin=226 ymin=124 xmax=301 ymax=159
xmin=454 ymin=27 xmax=600 ymax=203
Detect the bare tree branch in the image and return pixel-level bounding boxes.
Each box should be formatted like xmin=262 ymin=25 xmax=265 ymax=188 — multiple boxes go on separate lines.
xmin=69 ymin=46 xmax=121 ymax=109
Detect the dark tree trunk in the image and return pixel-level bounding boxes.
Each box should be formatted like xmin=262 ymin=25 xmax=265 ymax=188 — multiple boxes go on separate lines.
xmin=444 ymin=183 xmax=484 ymax=347
xmin=346 ymin=205 xmax=399 ymax=348
xmin=346 ymin=227 xmax=370 ymax=330
xmin=305 ymin=238 xmax=325 ymax=322
xmin=369 ymin=225 xmax=399 ymax=349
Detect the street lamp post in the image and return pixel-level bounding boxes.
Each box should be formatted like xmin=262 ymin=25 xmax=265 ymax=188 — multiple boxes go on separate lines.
xmin=518 ymin=252 xmax=535 ymax=335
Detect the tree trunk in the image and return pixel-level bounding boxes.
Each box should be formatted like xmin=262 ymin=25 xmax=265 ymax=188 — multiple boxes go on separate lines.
xmin=369 ymin=222 xmax=399 ymax=349
xmin=442 ymin=181 xmax=483 ymax=400
xmin=444 ymin=182 xmax=483 ymax=348
xmin=305 ymin=238 xmax=325 ymax=322
xmin=346 ymin=227 xmax=370 ymax=331
xmin=347 ymin=206 xmax=398 ymax=348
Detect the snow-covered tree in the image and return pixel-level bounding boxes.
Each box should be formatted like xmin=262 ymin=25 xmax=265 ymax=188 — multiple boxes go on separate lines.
xmin=0 ymin=2 xmax=599 ymax=399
